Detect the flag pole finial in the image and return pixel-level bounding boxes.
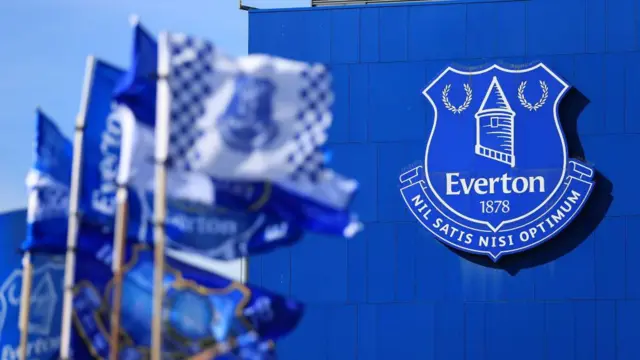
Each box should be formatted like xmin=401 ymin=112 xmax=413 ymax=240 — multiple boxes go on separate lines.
xmin=128 ymin=14 xmax=140 ymax=27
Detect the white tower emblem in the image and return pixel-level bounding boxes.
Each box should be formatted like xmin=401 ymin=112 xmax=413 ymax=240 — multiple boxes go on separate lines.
xmin=0 ymin=266 xmax=60 ymax=337
xmin=28 ymin=272 xmax=58 ymax=335
xmin=474 ymin=76 xmax=516 ymax=167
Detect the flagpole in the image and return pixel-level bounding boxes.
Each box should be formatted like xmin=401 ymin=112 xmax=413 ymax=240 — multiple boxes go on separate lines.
xmin=59 ymin=55 xmax=96 ymax=360
xmin=17 ymin=251 xmax=32 ymax=360
xmin=241 ymin=258 xmax=248 ymax=283
xmin=109 ymin=186 xmax=128 ymax=360
xmin=151 ymin=31 xmax=171 ymax=360
xmin=109 ymin=16 xmax=140 ymax=359
xmin=18 ymin=113 xmax=47 ymax=360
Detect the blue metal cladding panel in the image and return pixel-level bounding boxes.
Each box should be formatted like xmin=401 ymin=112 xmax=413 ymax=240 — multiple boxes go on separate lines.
xmin=249 ymin=0 xmax=640 ymax=358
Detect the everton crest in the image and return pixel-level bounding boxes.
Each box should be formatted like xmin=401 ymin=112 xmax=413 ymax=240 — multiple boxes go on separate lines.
xmin=400 ymin=63 xmax=595 ymax=261
xmin=220 ymin=75 xmax=279 ymax=152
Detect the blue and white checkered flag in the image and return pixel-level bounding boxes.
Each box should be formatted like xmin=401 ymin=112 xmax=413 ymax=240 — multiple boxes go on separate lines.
xmin=163 ymin=34 xmax=330 ymax=177
xmin=110 ymin=24 xmax=307 ymax=259
xmin=69 ymin=239 xmax=302 ymax=359
xmin=157 ymin=33 xmax=357 ymax=211
xmin=118 ymin=27 xmax=362 ymax=240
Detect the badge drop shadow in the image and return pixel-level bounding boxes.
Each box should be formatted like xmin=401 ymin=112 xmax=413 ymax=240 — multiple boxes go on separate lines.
xmin=450 ymin=88 xmax=613 ymax=275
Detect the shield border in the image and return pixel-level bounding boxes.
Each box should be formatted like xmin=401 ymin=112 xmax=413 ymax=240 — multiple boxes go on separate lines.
xmin=422 ymin=63 xmax=571 ymax=232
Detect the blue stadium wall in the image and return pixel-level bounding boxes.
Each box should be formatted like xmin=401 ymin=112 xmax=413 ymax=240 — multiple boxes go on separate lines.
xmin=248 ymin=0 xmax=640 ymax=359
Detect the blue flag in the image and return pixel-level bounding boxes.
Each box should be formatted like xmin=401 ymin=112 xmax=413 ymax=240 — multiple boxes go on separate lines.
xmin=22 ymin=228 xmax=301 ymax=359
xmin=24 ymin=110 xmax=73 ymax=252
xmin=113 ymin=20 xmax=157 ymax=127
xmin=24 ymin=109 xmax=120 ymax=253
xmin=116 ymin=25 xmax=362 ymax=240
xmin=24 ymin=113 xmax=303 ymax=359
xmin=77 ymin=59 xmax=127 ymax=225
xmin=71 ymin=238 xmax=302 ymax=359
xmin=0 ymin=209 xmax=65 ymax=360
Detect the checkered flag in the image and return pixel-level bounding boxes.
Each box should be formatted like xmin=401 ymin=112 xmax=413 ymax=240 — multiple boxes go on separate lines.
xmin=163 ymin=33 xmax=332 ymax=176
xmin=158 ymin=32 xmax=357 ymax=210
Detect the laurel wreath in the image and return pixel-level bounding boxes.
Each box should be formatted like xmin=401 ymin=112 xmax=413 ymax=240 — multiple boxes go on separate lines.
xmin=442 ymin=83 xmax=472 ymax=114
xmin=517 ymin=80 xmax=548 ymax=111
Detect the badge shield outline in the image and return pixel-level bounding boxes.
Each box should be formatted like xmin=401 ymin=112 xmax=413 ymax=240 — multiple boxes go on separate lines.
xmin=399 ymin=62 xmax=596 ymax=261
xmin=423 ymin=63 xmax=569 ymax=232
xmin=73 ymin=245 xmax=256 ymax=359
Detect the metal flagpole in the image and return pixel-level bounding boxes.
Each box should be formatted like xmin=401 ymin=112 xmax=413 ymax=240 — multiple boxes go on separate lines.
xmin=109 ymin=186 xmax=129 ymax=360
xmin=59 ymin=55 xmax=96 ymax=360
xmin=17 ymin=251 xmax=33 ymax=360
xmin=151 ymin=31 xmax=171 ymax=360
